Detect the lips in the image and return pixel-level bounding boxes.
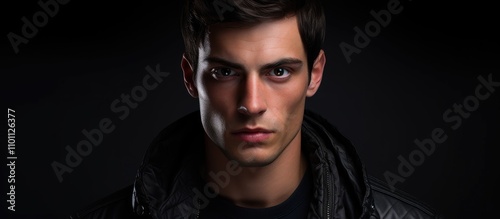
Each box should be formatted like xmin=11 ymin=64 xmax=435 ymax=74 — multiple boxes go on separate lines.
xmin=232 ymin=128 xmax=273 ymax=143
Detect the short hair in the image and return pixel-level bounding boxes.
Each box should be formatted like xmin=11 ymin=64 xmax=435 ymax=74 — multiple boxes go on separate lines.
xmin=181 ymin=0 xmax=326 ymax=74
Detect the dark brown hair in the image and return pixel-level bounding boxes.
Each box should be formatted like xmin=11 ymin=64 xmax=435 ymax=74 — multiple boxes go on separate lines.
xmin=181 ymin=0 xmax=326 ymax=74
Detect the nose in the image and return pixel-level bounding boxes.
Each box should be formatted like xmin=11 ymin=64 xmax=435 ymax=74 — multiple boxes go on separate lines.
xmin=238 ymin=73 xmax=267 ymax=116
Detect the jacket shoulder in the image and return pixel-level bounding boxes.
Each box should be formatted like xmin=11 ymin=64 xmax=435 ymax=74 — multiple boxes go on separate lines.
xmin=70 ymin=184 xmax=149 ymax=219
xmin=368 ymin=176 xmax=443 ymax=219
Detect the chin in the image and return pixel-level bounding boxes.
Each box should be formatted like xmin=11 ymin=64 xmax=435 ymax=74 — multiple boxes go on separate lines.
xmin=232 ymin=157 xmax=277 ymax=168
xmin=224 ymin=146 xmax=281 ymax=168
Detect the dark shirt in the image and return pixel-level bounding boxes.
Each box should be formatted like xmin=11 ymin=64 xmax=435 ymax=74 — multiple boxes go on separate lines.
xmin=199 ymin=169 xmax=312 ymax=219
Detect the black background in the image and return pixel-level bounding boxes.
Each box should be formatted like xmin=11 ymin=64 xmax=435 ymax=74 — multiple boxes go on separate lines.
xmin=1 ymin=0 xmax=498 ymax=218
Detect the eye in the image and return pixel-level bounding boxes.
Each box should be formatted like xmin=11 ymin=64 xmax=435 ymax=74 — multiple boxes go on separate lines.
xmin=211 ymin=68 xmax=238 ymax=80
xmin=268 ymin=68 xmax=290 ymax=78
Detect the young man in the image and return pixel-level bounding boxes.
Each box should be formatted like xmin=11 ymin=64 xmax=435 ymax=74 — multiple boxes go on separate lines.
xmin=71 ymin=0 xmax=441 ymax=218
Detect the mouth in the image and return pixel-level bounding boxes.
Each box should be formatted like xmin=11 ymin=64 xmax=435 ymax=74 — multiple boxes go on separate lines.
xmin=231 ymin=128 xmax=274 ymax=143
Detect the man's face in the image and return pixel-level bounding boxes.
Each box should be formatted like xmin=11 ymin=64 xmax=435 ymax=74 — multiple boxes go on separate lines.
xmin=182 ymin=16 xmax=325 ymax=166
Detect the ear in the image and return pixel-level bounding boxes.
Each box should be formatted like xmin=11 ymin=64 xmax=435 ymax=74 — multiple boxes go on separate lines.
xmin=306 ymin=49 xmax=326 ymax=97
xmin=181 ymin=54 xmax=198 ymax=98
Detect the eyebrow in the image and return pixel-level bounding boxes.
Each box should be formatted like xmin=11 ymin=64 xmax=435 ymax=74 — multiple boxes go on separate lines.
xmin=204 ymin=57 xmax=303 ymax=72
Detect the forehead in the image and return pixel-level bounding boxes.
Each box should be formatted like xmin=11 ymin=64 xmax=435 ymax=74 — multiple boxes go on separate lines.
xmin=200 ymin=16 xmax=305 ymax=65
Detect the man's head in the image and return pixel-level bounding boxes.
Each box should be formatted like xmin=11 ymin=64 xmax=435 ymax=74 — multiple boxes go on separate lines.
xmin=180 ymin=0 xmax=326 ymax=167
xmin=181 ymin=0 xmax=325 ymax=74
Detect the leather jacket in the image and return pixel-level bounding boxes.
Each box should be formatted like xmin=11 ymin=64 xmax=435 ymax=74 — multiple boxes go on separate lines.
xmin=70 ymin=110 xmax=441 ymax=219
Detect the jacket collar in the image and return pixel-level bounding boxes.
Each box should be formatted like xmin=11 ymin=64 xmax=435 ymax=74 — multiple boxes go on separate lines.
xmin=132 ymin=110 xmax=375 ymax=218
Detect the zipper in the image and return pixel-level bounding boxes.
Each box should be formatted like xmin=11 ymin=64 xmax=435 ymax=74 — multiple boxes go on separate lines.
xmin=324 ymin=165 xmax=331 ymax=219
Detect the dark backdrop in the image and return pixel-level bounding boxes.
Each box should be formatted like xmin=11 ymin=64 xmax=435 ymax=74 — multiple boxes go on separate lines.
xmin=1 ymin=0 xmax=498 ymax=218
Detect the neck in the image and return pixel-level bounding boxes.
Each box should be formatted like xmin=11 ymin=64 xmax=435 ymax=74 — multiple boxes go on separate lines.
xmin=203 ymin=132 xmax=307 ymax=208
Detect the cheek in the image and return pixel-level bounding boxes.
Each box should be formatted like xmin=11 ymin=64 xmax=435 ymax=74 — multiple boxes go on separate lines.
xmin=284 ymin=94 xmax=306 ymax=127
xmin=198 ymin=86 xmax=230 ymax=146
xmin=197 ymin=75 xmax=237 ymax=135
xmin=199 ymin=81 xmax=236 ymax=113
xmin=270 ymin=81 xmax=308 ymax=128
xmin=197 ymin=73 xmax=230 ymax=106
xmin=276 ymin=77 xmax=308 ymax=109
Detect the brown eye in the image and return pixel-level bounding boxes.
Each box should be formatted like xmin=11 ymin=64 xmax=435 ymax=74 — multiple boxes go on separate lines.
xmin=220 ymin=68 xmax=233 ymax=76
xmin=270 ymin=68 xmax=290 ymax=77
xmin=275 ymin=68 xmax=285 ymax=76
xmin=211 ymin=68 xmax=237 ymax=80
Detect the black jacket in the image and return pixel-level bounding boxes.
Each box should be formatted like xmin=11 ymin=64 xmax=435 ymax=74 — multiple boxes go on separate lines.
xmin=71 ymin=110 xmax=441 ymax=219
